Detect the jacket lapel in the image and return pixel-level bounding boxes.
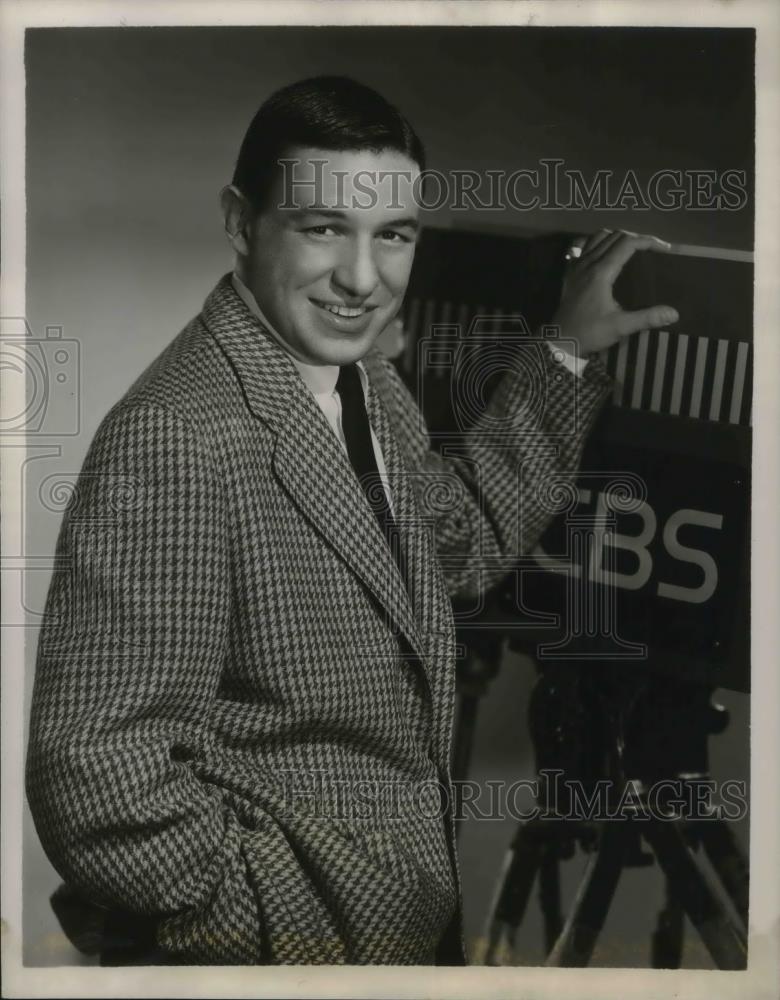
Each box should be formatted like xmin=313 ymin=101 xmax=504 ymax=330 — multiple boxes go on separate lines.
xmin=361 ymin=354 xmax=452 ymax=653
xmin=202 ymin=275 xmax=428 ymax=665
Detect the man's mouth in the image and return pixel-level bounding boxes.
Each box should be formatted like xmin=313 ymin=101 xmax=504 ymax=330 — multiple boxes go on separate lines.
xmin=311 ymin=299 xmax=376 ymax=319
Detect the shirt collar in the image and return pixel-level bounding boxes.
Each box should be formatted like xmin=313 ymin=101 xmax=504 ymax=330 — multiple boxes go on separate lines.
xmin=231 ymin=271 xmax=366 ymax=399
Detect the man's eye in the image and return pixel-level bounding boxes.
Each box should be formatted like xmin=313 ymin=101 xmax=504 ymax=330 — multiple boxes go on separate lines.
xmin=303 ymin=223 xmax=339 ymax=240
xmin=378 ymin=230 xmax=411 ymax=244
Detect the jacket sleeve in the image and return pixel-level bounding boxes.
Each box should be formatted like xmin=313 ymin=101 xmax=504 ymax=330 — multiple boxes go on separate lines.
xmin=26 ymin=402 xmax=293 ymax=964
xmin=377 ymin=346 xmax=613 ymax=601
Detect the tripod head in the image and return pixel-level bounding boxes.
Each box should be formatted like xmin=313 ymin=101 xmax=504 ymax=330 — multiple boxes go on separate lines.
xmin=525 ymin=661 xmax=730 ymax=799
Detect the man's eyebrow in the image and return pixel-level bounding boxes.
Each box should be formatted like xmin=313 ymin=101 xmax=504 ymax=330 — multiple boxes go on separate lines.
xmin=286 ymin=207 xmax=347 ymax=219
xmin=287 ymin=207 xmax=419 ymax=231
xmin=381 ymin=216 xmax=420 ymax=232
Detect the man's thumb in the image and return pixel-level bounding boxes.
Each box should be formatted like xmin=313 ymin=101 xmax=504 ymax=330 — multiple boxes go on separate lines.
xmin=616 ymin=305 xmax=679 ymax=338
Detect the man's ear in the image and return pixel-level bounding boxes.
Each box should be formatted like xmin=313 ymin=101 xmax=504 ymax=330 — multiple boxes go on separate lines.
xmin=220 ymin=184 xmax=253 ymax=256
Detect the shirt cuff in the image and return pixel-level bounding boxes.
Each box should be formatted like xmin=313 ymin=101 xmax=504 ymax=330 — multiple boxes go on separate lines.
xmin=546 ymin=340 xmax=589 ymax=379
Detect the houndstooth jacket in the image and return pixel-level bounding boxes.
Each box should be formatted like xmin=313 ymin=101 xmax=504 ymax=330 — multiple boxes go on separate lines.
xmin=26 ymin=274 xmax=612 ymax=966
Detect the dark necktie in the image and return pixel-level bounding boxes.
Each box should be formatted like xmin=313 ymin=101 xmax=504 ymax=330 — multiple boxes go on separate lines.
xmin=336 ymin=363 xmax=406 ymax=584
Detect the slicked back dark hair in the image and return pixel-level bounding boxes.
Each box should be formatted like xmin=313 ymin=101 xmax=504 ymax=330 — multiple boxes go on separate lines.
xmin=231 ymin=75 xmax=426 ymax=210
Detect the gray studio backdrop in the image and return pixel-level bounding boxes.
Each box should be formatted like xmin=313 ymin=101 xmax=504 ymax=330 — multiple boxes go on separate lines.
xmin=23 ymin=26 xmax=753 ymax=967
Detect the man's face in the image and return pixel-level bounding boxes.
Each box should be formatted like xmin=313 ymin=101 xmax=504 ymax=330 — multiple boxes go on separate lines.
xmin=240 ymin=146 xmax=420 ymax=367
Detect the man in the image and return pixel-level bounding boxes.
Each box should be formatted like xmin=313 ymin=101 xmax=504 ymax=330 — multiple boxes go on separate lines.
xmin=26 ymin=76 xmax=678 ymax=966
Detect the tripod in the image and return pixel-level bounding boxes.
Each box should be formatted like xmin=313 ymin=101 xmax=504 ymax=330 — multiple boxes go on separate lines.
xmin=474 ymin=661 xmax=749 ymax=969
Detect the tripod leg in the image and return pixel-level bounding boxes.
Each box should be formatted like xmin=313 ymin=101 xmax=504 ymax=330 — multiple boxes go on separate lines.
xmin=452 ymin=692 xmax=479 ymax=791
xmin=538 ymin=843 xmax=563 ymax=954
xmin=545 ymin=822 xmax=625 ymax=967
xmin=452 ymin=641 xmax=504 ymax=837
xmin=452 ymin=691 xmax=478 ymax=842
xmin=452 ymin=638 xmax=504 ymax=789
xmin=643 ymin=820 xmax=747 ymax=969
xmin=483 ymin=825 xmax=543 ymax=965
xmin=695 ymin=820 xmax=749 ymax=928
xmin=651 ymin=876 xmax=685 ymax=968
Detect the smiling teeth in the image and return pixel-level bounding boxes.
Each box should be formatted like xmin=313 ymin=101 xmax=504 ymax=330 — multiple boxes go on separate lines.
xmin=321 ymin=303 xmax=366 ymax=318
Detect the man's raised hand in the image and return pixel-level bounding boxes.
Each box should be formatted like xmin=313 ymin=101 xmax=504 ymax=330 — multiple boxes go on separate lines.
xmin=551 ymin=229 xmax=680 ymax=356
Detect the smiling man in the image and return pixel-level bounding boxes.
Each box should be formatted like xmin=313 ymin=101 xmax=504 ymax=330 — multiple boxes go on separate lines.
xmin=26 ymin=76 xmax=678 ymax=967
xmin=224 ymin=145 xmax=420 ymax=367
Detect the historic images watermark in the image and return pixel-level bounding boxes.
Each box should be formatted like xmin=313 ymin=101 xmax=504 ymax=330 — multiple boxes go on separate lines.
xmin=278 ymin=157 xmax=749 ymax=213
xmin=279 ymin=769 xmax=748 ymax=823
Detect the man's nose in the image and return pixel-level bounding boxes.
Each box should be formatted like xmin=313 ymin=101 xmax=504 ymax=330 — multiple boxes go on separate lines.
xmin=332 ymin=240 xmax=379 ymax=300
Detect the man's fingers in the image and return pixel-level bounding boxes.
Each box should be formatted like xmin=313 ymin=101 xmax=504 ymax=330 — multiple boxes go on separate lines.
xmin=614 ymin=304 xmax=680 ymax=338
xmin=595 ymin=232 xmax=672 ymax=284
xmin=580 ymin=228 xmax=614 ymax=257
xmin=583 ymin=228 xmax=626 ymax=263
xmin=566 ymin=228 xmax=616 ymax=262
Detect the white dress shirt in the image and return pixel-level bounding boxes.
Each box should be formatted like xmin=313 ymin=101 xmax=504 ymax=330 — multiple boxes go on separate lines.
xmin=231 ymin=272 xmax=395 ymax=512
xmin=551 ymin=343 xmax=589 ymax=377
xmin=232 ymin=272 xmax=587 ymax=516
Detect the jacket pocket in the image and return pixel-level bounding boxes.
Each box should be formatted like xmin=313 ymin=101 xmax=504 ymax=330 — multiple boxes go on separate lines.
xmin=312 ymin=818 xmax=456 ymax=964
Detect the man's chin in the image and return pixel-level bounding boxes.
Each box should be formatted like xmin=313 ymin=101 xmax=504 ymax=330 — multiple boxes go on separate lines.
xmin=314 ymin=341 xmax=378 ymax=366
xmin=300 ymin=330 xmax=384 ymax=367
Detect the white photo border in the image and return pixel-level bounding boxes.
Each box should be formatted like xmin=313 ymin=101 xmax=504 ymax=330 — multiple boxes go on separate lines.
xmin=2 ymin=2 xmax=777 ymax=998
